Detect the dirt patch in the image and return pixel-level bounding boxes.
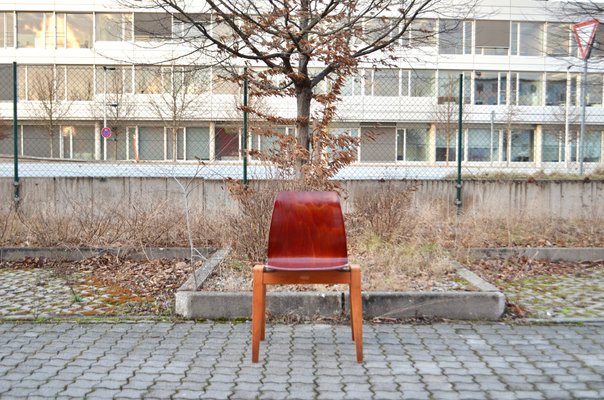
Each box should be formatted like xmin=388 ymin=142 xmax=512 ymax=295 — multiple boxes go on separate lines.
xmin=466 ymin=256 xmax=603 ymax=284
xmin=201 ymin=253 xmax=467 ymax=292
xmin=1 ymin=255 xmax=202 ymax=314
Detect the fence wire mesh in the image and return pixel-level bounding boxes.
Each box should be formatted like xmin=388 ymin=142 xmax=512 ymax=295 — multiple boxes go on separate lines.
xmin=1 ymin=63 xmax=604 ymax=181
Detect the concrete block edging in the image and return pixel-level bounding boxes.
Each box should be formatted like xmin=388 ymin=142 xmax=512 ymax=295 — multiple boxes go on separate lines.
xmin=175 ymin=251 xmax=506 ymax=321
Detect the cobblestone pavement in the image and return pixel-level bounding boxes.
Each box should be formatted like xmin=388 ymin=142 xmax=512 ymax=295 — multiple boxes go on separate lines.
xmin=501 ymin=267 xmax=604 ymax=319
xmin=0 ymin=321 xmax=603 ymax=399
xmin=0 ymin=269 xmax=140 ymax=318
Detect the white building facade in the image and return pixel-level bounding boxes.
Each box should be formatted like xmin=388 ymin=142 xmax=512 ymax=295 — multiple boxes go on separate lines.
xmin=1 ymin=0 xmax=603 ymax=178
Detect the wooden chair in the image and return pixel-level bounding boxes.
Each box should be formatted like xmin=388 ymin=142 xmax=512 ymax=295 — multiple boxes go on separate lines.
xmin=251 ymin=191 xmax=363 ymax=363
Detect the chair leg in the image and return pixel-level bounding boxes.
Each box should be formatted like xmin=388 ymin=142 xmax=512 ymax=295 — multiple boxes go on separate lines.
xmin=350 ymin=289 xmax=355 ymax=341
xmin=261 ymin=283 xmax=267 ymax=341
xmin=350 ymin=265 xmax=363 ymax=363
xmin=252 ymin=265 xmax=265 ymax=363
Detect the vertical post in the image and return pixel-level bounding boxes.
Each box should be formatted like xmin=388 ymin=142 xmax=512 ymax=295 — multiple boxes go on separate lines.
xmin=490 ymin=110 xmax=495 ymax=163
xmin=579 ymin=58 xmax=588 ymax=175
xmin=103 ymin=66 xmax=107 ymax=161
xmin=456 ymin=74 xmax=463 ymax=213
xmin=12 ymin=62 xmax=20 ymax=208
xmin=243 ymin=67 xmax=248 ymax=185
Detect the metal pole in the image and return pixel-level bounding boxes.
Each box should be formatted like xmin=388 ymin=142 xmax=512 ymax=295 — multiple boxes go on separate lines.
xmin=456 ymin=74 xmax=463 ymax=213
xmin=243 ymin=68 xmax=248 ymax=185
xmin=12 ymin=62 xmax=19 ymax=208
xmin=579 ymin=58 xmax=588 ymax=175
xmin=103 ymin=66 xmax=107 ymax=160
xmin=490 ymin=110 xmax=495 ymax=163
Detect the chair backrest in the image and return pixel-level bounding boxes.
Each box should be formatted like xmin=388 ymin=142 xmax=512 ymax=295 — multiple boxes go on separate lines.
xmin=266 ymin=191 xmax=349 ymax=271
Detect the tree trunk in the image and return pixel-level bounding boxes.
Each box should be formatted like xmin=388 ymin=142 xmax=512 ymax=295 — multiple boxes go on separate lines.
xmin=295 ymin=82 xmax=313 ymax=179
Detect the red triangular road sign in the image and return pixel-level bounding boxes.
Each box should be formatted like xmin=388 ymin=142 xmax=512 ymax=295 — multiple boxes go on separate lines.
xmin=572 ymin=20 xmax=599 ymax=60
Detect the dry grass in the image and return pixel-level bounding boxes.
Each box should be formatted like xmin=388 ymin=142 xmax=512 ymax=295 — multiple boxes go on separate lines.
xmin=1 ymin=182 xmax=603 ymax=293
xmin=0 ymin=199 xmax=217 ymax=249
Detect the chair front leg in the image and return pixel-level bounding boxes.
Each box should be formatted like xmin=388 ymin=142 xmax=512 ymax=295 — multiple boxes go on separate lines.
xmin=252 ymin=265 xmax=265 ymax=363
xmin=350 ymin=264 xmax=363 ymax=363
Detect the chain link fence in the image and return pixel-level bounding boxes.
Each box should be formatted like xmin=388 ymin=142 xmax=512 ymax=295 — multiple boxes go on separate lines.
xmin=1 ymin=63 xmax=604 ymax=182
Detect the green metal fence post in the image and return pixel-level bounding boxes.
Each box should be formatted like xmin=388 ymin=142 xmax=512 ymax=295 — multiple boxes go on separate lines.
xmin=243 ymin=68 xmax=248 ymax=185
xmin=12 ymin=61 xmax=20 ymax=209
xmin=456 ymin=74 xmax=463 ymax=213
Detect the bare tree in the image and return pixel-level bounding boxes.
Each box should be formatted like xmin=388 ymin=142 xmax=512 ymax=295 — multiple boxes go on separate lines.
xmin=95 ymin=66 xmax=137 ymax=161
xmin=125 ymin=0 xmax=475 ymax=178
xmin=148 ymin=65 xmax=208 ymax=161
xmin=434 ymin=73 xmax=469 ymax=166
xmin=27 ymin=66 xmax=73 ymax=159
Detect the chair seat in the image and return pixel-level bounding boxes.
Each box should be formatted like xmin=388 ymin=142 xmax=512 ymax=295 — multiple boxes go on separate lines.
xmin=266 ymin=257 xmax=349 ymax=271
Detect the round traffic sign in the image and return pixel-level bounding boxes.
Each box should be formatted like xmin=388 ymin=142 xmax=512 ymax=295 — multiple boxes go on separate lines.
xmin=101 ymin=127 xmax=112 ymax=139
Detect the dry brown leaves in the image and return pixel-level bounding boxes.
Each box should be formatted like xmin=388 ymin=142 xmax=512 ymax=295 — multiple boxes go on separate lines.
xmin=467 ymin=256 xmax=603 ymax=284
xmin=2 ymin=255 xmax=199 ymax=312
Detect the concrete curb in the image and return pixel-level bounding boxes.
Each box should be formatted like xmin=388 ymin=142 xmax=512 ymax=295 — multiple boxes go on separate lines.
xmin=175 ymin=252 xmax=506 ymax=321
xmin=469 ymin=247 xmax=604 ymax=262
xmin=0 ymin=247 xmax=216 ymax=261
xmin=175 ymin=290 xmax=505 ymax=321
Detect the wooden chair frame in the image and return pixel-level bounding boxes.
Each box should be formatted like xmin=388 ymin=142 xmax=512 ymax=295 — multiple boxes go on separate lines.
xmin=251 ymin=264 xmax=363 ymax=363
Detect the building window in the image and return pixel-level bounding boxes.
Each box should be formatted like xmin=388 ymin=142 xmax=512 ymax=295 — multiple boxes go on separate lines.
xmin=467 ymin=128 xmax=498 ymax=161
xmin=212 ymin=69 xmax=239 ymax=95
xmin=173 ymin=13 xmax=209 ymax=40
xmin=360 ymin=126 xmax=396 ymax=162
xmin=22 ymin=125 xmax=60 ymax=159
xmin=186 ymin=126 xmax=210 ymax=160
xmin=404 ymin=19 xmax=436 ymax=47
xmin=437 ymin=70 xmax=470 ymax=104
xmin=365 ymin=69 xmax=399 ymax=96
xmin=134 ymin=13 xmax=172 ymax=41
xmin=545 ymin=73 xmax=567 ymax=106
xmin=215 ymin=125 xmax=240 ymax=160
xmin=25 ymin=65 xmax=64 ymax=101
xmin=0 ymin=64 xmax=13 ymax=101
xmin=135 ymin=66 xmax=165 ymax=94
xmin=589 ymin=22 xmax=604 ymax=58
xmin=95 ymin=13 xmax=133 ymax=41
xmin=326 ymin=127 xmax=359 ymax=162
xmin=474 ymin=71 xmax=507 ymax=105
xmin=138 ymin=126 xmax=164 ymax=160
xmin=17 ymin=13 xmax=47 ymax=48
xmin=571 ymin=130 xmax=603 ymax=162
xmin=341 ymin=72 xmax=362 ymax=96
xmin=0 ymin=12 xmax=15 ymax=47
xmin=586 ymin=74 xmax=603 ymax=107
xmin=542 ymin=128 xmax=565 ymax=162
xmin=439 ymin=19 xmax=472 ymax=55
xmin=397 ymin=127 xmax=429 ymax=161
xmin=546 ymin=23 xmax=569 ymax=56
xmin=435 ymin=129 xmax=456 ymax=162
xmin=95 ymin=66 xmax=133 ymax=95
xmin=475 ymin=20 xmax=509 ymax=55
xmin=63 ymin=125 xmax=95 ymax=160
xmin=66 ymin=66 xmax=93 ymax=100
xmin=175 ymin=67 xmax=211 ymax=95
xmin=410 ymin=70 xmax=435 ymax=97
xmin=65 ymin=14 xmax=92 ymax=48
xmin=509 ymin=129 xmax=534 ymax=162
xmin=512 ymin=22 xmax=544 ymax=56
xmin=364 ymin=18 xmax=398 ymax=46
xmin=515 ymin=72 xmax=542 ymax=106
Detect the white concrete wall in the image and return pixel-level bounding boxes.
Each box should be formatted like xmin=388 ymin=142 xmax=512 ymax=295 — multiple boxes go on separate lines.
xmin=1 ymin=177 xmax=602 ymax=218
